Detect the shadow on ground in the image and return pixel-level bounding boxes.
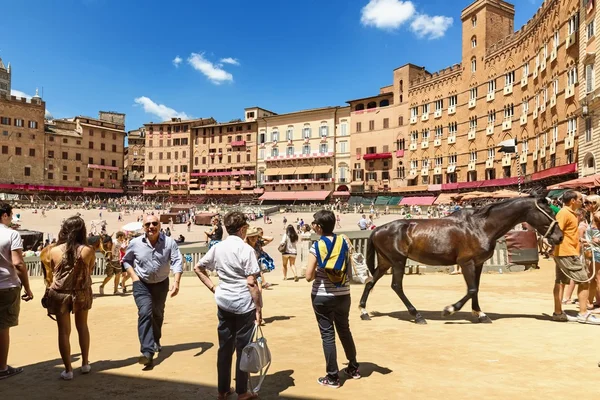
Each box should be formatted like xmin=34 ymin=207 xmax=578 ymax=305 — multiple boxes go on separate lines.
xmin=1 ymin=347 xmax=305 ymax=399
xmin=368 ymin=309 xmax=552 ymax=324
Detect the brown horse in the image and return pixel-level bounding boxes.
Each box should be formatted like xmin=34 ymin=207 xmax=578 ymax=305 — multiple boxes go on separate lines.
xmin=358 ymin=194 xmax=563 ymax=324
xmin=40 ymin=234 xmax=113 ymax=287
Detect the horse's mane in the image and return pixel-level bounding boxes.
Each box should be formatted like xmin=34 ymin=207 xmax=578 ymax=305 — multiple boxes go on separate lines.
xmin=470 ymin=197 xmax=530 ymax=219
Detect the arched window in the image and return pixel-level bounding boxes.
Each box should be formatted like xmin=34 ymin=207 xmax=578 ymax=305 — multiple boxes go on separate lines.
xmin=471 ymin=36 xmax=477 ymax=48
xmin=471 ymin=57 xmax=477 ymax=73
xmin=355 ymin=103 xmax=365 ymax=111
xmin=379 ymin=99 xmax=390 ymax=107
xmin=472 ymin=16 xmax=477 ymax=27
xmin=367 ymin=101 xmax=377 ymax=109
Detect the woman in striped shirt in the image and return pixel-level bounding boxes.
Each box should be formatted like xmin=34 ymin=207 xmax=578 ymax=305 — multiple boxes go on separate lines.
xmin=305 ymin=210 xmax=359 ymax=389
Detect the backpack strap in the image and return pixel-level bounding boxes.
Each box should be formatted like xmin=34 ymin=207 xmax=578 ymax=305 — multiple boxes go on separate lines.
xmin=315 ymin=234 xmax=337 ymax=269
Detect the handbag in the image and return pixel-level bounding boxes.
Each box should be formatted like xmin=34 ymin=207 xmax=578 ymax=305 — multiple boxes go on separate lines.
xmin=240 ymin=323 xmax=271 ymax=393
xmin=41 ymin=288 xmax=56 ymax=321
xmin=277 ymin=242 xmax=286 ymax=254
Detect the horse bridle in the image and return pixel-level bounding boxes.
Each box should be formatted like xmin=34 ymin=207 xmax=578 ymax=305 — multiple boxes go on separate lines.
xmin=535 ymin=201 xmax=558 ymax=239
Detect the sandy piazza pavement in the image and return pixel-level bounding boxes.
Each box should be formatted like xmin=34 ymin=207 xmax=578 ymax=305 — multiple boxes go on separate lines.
xmin=3 ymin=207 xmax=600 ymax=399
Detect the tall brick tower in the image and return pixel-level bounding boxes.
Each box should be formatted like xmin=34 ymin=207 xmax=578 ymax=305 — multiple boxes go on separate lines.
xmin=0 ymin=57 xmax=11 ymax=97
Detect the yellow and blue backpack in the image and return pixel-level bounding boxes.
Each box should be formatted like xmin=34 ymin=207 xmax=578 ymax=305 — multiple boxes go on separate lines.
xmin=314 ymin=234 xmax=350 ymax=287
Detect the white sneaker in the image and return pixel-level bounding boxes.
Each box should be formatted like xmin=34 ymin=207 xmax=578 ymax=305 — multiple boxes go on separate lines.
xmin=81 ymin=364 xmax=91 ymax=374
xmin=60 ymin=370 xmax=73 ymax=380
xmin=577 ymin=312 xmax=600 ymax=325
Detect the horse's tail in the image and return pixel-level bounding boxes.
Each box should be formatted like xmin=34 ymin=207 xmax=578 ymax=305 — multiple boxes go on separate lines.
xmin=366 ymin=232 xmax=376 ymax=275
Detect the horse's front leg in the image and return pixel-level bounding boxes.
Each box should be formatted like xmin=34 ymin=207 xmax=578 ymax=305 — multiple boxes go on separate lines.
xmin=358 ymin=263 xmax=388 ymax=321
xmin=442 ymin=260 xmax=477 ymax=318
xmin=470 ymin=264 xmax=492 ymax=323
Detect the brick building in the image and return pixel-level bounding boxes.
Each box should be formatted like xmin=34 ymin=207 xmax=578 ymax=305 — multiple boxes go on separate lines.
xmin=399 ymin=0 xmax=581 ymax=194
xmin=0 ymin=92 xmax=46 ymax=187
xmin=143 ymin=117 xmax=215 ymax=197
xmin=256 ymin=106 xmax=350 ymax=202
xmin=190 ymin=117 xmax=258 ymax=196
xmin=579 ymin=0 xmax=599 ymax=177
xmin=45 ymin=112 xmax=127 ymax=194
xmin=124 ymin=127 xmax=145 ymax=195
xmin=0 ymin=58 xmax=10 ymax=97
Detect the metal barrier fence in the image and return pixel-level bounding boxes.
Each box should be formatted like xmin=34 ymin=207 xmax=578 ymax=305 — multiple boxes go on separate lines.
xmin=311 ymin=230 xmax=509 ymax=274
xmin=25 ymin=245 xmax=209 ymax=277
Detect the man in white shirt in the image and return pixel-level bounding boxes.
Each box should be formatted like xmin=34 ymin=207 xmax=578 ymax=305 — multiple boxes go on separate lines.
xmin=0 ymin=203 xmax=33 ymax=380
xmin=194 ymin=211 xmax=262 ymax=400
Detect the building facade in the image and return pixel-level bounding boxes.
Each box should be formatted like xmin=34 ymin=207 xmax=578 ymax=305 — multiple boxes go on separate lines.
xmin=0 ymin=58 xmax=10 ymax=97
xmin=44 ymin=112 xmax=127 ymax=194
xmin=256 ymin=106 xmax=350 ymax=201
xmin=579 ymin=0 xmax=599 ymax=177
xmin=124 ymin=127 xmax=146 ymax=195
xmin=143 ymin=117 xmax=215 ymax=196
xmin=190 ymin=118 xmax=258 ymax=196
xmin=0 ymin=93 xmax=46 ymax=186
xmin=402 ymin=0 xmax=580 ymax=194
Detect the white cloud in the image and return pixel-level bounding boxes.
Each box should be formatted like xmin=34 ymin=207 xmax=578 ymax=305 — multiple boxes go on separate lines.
xmin=410 ymin=14 xmax=453 ymax=39
xmin=11 ymin=89 xmax=32 ymax=99
xmin=172 ymin=56 xmax=182 ymax=67
xmin=220 ymin=57 xmax=240 ymax=66
xmin=45 ymin=109 xmax=53 ymax=119
xmin=134 ymin=96 xmax=190 ymax=121
xmin=188 ymin=52 xmax=233 ymax=85
xmin=360 ymin=0 xmax=415 ymax=30
xmin=360 ymin=0 xmax=452 ymax=39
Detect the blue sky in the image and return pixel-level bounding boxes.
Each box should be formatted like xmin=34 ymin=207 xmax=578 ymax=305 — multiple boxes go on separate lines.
xmin=3 ymin=0 xmax=543 ymax=133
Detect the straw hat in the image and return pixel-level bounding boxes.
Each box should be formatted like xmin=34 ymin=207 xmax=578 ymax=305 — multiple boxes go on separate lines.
xmin=246 ymin=226 xmax=260 ymax=237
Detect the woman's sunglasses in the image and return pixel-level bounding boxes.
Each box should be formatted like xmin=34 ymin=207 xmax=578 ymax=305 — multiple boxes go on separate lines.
xmin=144 ymin=221 xmax=159 ymax=227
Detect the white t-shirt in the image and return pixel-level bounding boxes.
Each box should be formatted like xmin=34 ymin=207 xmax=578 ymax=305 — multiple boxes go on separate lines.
xmin=198 ymin=235 xmax=261 ymax=314
xmin=279 ymin=233 xmax=298 ymax=255
xmin=0 ymin=224 xmax=24 ymax=289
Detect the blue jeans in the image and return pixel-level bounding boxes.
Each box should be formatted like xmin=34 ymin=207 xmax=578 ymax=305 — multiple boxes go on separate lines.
xmin=132 ymin=278 xmax=169 ymax=356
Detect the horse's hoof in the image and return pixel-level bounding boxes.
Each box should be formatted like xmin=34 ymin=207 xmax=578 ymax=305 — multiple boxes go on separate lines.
xmin=415 ymin=317 xmax=427 ymax=325
xmin=442 ymin=306 xmax=455 ymax=317
xmin=478 ymin=315 xmax=493 ymax=324
xmin=360 ymin=313 xmax=371 ymax=321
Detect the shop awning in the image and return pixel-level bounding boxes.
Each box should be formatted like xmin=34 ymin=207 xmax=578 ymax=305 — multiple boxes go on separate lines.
xmin=332 ymin=191 xmax=351 ymax=197
xmin=295 ymin=166 xmax=314 ymax=174
xmin=434 ymin=193 xmax=459 ymax=204
xmin=312 ymin=166 xmax=332 ymax=174
xmin=400 ymin=196 xmax=436 ymax=206
xmin=154 ymin=174 xmax=171 ymax=181
xmin=278 ymin=167 xmax=297 ymax=175
xmin=547 ymin=173 xmax=600 ymax=189
xmin=532 ymin=163 xmax=577 ymax=181
xmin=259 ymin=190 xmax=331 ymax=201
xmin=265 ymin=169 xmax=280 ymax=176
xmin=392 ymin=185 xmax=428 ymax=193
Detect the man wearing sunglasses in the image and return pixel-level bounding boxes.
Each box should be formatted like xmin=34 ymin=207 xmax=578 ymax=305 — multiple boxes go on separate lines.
xmin=122 ymin=214 xmax=183 ymax=368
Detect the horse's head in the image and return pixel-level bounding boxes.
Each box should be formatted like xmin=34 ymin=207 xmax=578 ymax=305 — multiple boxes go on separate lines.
xmin=526 ymin=193 xmax=563 ymax=245
xmin=40 ymin=244 xmax=55 ymax=287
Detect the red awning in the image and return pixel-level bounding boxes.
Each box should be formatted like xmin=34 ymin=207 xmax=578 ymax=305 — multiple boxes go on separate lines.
xmin=547 ymin=173 xmax=600 ymax=189
xmin=332 ymin=191 xmax=351 ymax=197
xmin=532 ymin=163 xmax=577 ymax=181
xmin=456 ymin=180 xmax=484 ymax=189
xmin=259 ymin=190 xmax=331 ymax=201
xmin=479 ymin=177 xmax=519 ymax=188
xmin=363 ymin=152 xmax=393 ymax=161
xmin=231 ymin=140 xmax=246 ymax=147
xmin=83 ymin=187 xmax=124 ymax=193
xmin=400 ymin=196 xmax=436 ymax=206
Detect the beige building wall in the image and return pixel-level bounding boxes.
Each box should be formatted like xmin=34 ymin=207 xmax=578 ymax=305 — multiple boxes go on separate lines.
xmin=579 ymin=0 xmax=600 ymax=177
xmin=190 ymin=120 xmax=257 ymax=195
xmin=256 ymin=107 xmax=348 ymax=194
xmin=405 ymin=0 xmax=580 ymax=190
xmin=143 ymin=118 xmax=214 ymax=196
